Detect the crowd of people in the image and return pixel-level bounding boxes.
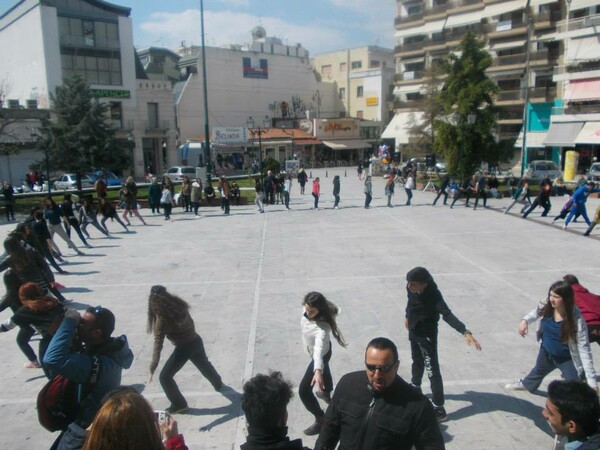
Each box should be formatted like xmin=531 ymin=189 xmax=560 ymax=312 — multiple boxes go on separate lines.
xmin=0 ymin=166 xmax=599 ymax=449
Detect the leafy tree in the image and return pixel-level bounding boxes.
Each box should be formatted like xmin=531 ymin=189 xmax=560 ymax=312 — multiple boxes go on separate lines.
xmin=42 ymin=75 xmax=127 ymax=190
xmin=433 ymin=31 xmax=501 ymax=178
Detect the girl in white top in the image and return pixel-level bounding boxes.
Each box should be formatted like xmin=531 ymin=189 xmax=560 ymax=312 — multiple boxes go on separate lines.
xmin=299 ymin=291 xmax=346 ymax=436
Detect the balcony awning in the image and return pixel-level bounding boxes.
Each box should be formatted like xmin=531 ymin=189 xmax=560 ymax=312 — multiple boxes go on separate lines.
xmin=482 ymin=0 xmax=526 ymax=18
xmin=543 ymin=122 xmax=584 ymax=146
xmin=564 ymin=78 xmax=600 ymax=102
xmin=395 ymin=25 xmax=426 ymax=39
xmin=570 ymin=0 xmax=599 ymax=11
xmin=575 ymin=122 xmax=600 ymax=144
xmin=420 ymin=18 xmax=446 ymax=34
xmin=381 ymin=111 xmax=424 ymax=144
xmin=394 ymin=83 xmax=424 ymax=94
xmin=530 ymin=0 xmax=558 ymax=5
xmin=322 ymin=140 xmax=373 ymax=150
xmin=489 ymin=39 xmax=526 ymax=51
xmin=444 ymin=10 xmax=482 ymax=29
xmin=566 ymin=37 xmax=600 ymax=63
xmin=514 ymin=130 xmax=548 ymax=148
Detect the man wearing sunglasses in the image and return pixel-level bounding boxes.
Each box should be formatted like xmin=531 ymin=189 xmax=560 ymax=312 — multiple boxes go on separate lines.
xmin=44 ymin=306 xmax=134 ymax=450
xmin=315 ymin=337 xmax=444 ymax=450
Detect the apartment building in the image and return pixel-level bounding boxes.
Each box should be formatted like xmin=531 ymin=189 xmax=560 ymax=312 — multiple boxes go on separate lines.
xmin=388 ymin=0 xmax=600 ymax=171
xmin=0 ymin=0 xmax=177 ymax=178
xmin=313 ymin=46 xmax=396 ymax=125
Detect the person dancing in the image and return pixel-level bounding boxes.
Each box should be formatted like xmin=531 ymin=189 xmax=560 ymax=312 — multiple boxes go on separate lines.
xmin=147 ymin=285 xmax=223 ymax=414
xmin=299 ymin=291 xmax=346 ymax=436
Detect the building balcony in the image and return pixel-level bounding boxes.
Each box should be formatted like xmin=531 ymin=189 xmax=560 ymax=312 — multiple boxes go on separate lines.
xmin=483 ymin=19 xmax=527 ymax=38
xmin=394 ymin=0 xmax=483 ymax=26
xmin=396 ymin=70 xmax=426 ymax=81
xmin=556 ymin=13 xmax=600 ymax=33
xmin=395 ymin=42 xmax=427 ymax=56
xmin=533 ymin=9 xmax=562 ymax=29
xmin=145 ymin=120 xmax=170 ymax=132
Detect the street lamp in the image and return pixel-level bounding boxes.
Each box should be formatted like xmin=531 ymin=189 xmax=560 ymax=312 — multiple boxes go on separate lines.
xmin=247 ymin=115 xmax=270 ymax=185
xmin=127 ymin=132 xmax=135 ymax=178
xmin=162 ymin=141 xmax=167 ymax=172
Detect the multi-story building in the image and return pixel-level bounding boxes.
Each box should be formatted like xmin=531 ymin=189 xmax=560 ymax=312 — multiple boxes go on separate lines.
xmin=137 ymin=47 xmax=181 ymax=85
xmin=174 ymin=26 xmax=338 ymax=144
xmin=0 ymin=0 xmax=177 ymax=179
xmin=387 ymin=0 xmax=582 ymax=170
xmin=313 ymin=46 xmax=396 ymax=124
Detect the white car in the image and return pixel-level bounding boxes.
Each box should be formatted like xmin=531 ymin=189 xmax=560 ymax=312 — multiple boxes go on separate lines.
xmin=162 ymin=166 xmax=198 ymax=182
xmin=53 ymin=173 xmax=94 ymax=190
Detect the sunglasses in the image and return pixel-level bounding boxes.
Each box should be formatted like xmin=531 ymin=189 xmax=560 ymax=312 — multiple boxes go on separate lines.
xmin=365 ymin=362 xmax=397 ymax=373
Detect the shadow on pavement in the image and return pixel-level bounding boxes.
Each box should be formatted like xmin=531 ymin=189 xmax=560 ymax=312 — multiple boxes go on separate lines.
xmin=189 ymin=387 xmax=242 ymax=432
xmin=445 ymin=391 xmax=551 ymax=436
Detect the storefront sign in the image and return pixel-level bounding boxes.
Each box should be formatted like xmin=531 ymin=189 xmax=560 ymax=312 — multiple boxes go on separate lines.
xmin=213 ymin=127 xmax=247 ymax=144
xmin=91 ymin=89 xmax=131 ymax=98
xmin=366 ymin=97 xmax=379 ymax=106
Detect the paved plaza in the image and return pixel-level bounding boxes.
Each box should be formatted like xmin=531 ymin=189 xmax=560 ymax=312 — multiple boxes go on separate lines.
xmin=0 ymin=167 xmax=599 ymax=449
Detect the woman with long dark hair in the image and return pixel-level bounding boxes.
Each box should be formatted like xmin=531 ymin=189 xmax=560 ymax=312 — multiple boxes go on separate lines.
xmin=506 ymin=281 xmax=597 ymax=392
xmin=299 ymin=291 xmax=346 ymax=436
xmin=147 ymin=286 xmax=223 ymax=414
xmin=98 ymin=197 xmax=129 ymax=233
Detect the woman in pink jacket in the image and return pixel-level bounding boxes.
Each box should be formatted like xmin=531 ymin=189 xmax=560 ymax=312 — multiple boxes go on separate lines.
xmin=312 ymin=177 xmax=320 ymax=210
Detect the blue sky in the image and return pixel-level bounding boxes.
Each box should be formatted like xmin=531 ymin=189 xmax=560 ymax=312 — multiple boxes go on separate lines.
xmin=0 ymin=0 xmax=396 ymax=55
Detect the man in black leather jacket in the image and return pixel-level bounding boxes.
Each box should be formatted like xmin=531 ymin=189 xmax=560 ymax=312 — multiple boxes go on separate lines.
xmin=314 ymin=337 xmax=445 ymax=450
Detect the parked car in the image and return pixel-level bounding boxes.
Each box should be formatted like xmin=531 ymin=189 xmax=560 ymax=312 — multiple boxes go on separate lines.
xmin=88 ymin=169 xmax=123 ymax=187
xmin=586 ymin=162 xmax=600 ymax=181
xmin=525 ymin=160 xmax=562 ymax=181
xmin=53 ymin=173 xmax=94 ymax=190
xmin=162 ymin=166 xmax=197 ymax=182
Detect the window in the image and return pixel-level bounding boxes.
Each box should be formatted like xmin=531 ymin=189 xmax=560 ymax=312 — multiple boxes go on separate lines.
xmin=83 ymin=20 xmax=95 ymax=46
xmin=148 ymin=103 xmax=159 ymax=129
xmin=109 ymin=102 xmax=122 ymax=129
xmin=357 ymin=86 xmax=364 ymax=97
xmin=339 ymin=87 xmax=346 ymax=99
xmin=370 ymin=60 xmax=380 ymax=68
xmin=61 ymin=51 xmax=122 ymax=85
xmin=407 ymin=5 xmax=423 ymax=14
xmin=340 ymin=62 xmax=347 ymax=72
xmin=351 ymin=60 xmax=362 ymax=69
xmin=321 ymin=64 xmax=332 ymax=76
xmin=406 ymin=92 xmax=423 ymax=101
xmin=357 ymin=110 xmax=364 ymax=119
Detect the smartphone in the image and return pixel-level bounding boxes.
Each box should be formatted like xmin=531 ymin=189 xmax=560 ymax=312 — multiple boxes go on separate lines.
xmin=154 ymin=410 xmax=166 ymax=424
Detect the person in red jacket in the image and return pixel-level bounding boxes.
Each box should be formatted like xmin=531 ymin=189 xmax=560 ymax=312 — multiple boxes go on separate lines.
xmin=563 ymin=274 xmax=600 ymax=346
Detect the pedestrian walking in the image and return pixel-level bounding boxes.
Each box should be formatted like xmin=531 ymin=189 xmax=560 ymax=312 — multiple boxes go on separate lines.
xmin=254 ymin=178 xmax=265 ymax=213
xmin=473 ymin=172 xmax=488 ymax=210
xmin=160 ymin=185 xmax=174 ymax=221
xmin=264 ymin=171 xmax=275 ymax=205
xmin=364 ymin=175 xmax=372 ymax=208
xmin=405 ymin=170 xmax=415 ymax=206
xmin=2 ymin=180 xmax=15 ymax=221
xmin=148 ymin=177 xmax=162 ymax=215
xmin=405 ymin=266 xmax=482 ymax=422
xmin=505 ymin=280 xmax=597 ymax=393
xmin=219 ymin=176 xmax=231 ymax=215
xmin=283 ymin=174 xmax=292 ymax=210
xmin=357 ymin=163 xmax=363 ymax=181
xmin=180 ymin=177 xmax=191 ymax=213
xmin=385 ymin=172 xmax=395 ymax=207
xmin=147 ymin=285 xmax=223 ymax=414
xmin=332 ymin=175 xmax=340 ymax=209
xmin=312 ymin=177 xmax=320 ymax=210
xmin=299 ymin=292 xmax=346 ymax=436
xmin=190 ymin=178 xmax=202 ymax=217
xmin=297 ymin=168 xmax=308 ymax=195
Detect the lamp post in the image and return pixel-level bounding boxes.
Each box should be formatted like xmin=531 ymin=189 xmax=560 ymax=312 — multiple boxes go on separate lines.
xmin=247 ymin=115 xmax=270 ymax=185
xmin=127 ymin=132 xmax=135 ymax=178
xmin=162 ymin=141 xmax=167 ymax=172
xmin=200 ymin=0 xmax=212 ymax=183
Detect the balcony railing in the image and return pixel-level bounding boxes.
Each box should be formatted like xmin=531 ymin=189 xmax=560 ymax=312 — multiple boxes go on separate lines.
xmin=483 ymin=18 xmax=526 ymax=34
xmin=59 ymin=34 xmax=120 ymax=50
xmin=534 ymin=9 xmax=562 ymax=24
xmin=556 ymin=13 xmax=600 ymax=33
xmin=145 ymin=120 xmax=170 ymax=131
xmin=397 ymin=70 xmax=426 ymax=81
xmin=496 ymin=90 xmax=522 ymax=101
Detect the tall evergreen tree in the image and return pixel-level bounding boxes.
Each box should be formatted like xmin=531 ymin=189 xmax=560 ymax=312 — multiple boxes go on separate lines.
xmin=44 ymin=75 xmax=127 ymax=190
xmin=433 ymin=31 xmax=500 ymax=178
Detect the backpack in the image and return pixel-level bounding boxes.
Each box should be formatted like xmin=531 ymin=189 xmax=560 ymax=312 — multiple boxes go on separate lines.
xmin=37 ymin=356 xmax=100 ymax=432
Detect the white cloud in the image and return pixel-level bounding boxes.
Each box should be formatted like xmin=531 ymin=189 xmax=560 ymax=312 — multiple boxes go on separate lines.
xmin=138 ymin=9 xmax=349 ymax=54
xmin=215 ymin=0 xmax=250 ymax=7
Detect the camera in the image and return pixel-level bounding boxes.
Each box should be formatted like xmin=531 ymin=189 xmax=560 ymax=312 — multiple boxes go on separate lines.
xmin=154 ymin=410 xmax=166 ymax=424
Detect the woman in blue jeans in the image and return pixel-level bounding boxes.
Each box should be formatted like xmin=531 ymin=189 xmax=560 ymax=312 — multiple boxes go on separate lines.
xmin=147 ymin=285 xmax=223 ymax=414
xmin=506 ymin=280 xmax=597 ymax=392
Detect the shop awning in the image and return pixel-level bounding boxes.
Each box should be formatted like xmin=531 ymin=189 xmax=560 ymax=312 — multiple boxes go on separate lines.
xmin=489 ymin=39 xmax=526 ymax=51
xmin=575 ymin=122 xmax=600 ymax=144
xmin=322 ymin=140 xmax=373 ymax=150
xmin=445 ymin=10 xmax=482 ymax=29
xmin=381 ymin=111 xmax=424 ymax=144
xmin=483 ymin=0 xmax=526 ymax=18
xmin=564 ymin=78 xmax=600 ymax=102
xmin=514 ymin=130 xmax=548 ymax=148
xmin=394 ymin=84 xmax=424 ymax=94
xmin=543 ymin=122 xmax=584 ymax=146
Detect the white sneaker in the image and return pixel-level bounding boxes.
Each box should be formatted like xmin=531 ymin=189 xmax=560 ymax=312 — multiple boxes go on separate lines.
xmin=505 ymin=380 xmax=526 ymax=390
xmin=562 ymin=224 xmax=567 ymax=230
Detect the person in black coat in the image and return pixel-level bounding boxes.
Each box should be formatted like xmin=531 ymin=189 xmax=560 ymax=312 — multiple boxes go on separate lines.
xmin=2 ymin=180 xmax=15 ymax=221
xmin=432 ymin=175 xmax=450 ymax=206
xmin=404 ymin=267 xmax=481 ymax=422
xmin=522 ymin=183 xmax=552 ymax=218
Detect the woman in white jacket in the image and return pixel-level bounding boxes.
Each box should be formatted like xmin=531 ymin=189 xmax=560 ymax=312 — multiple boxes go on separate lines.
xmin=506 ymin=280 xmax=597 ymax=392
xmin=299 ymin=291 xmax=346 ymax=436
